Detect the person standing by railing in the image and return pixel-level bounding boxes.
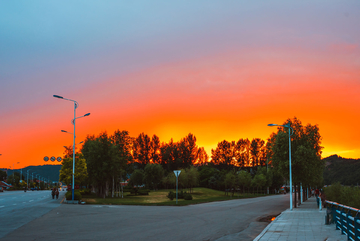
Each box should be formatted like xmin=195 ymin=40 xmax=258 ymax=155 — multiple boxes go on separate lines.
xmin=320 ymin=189 xmax=326 ymax=208
xmin=315 ymin=188 xmax=320 ymax=207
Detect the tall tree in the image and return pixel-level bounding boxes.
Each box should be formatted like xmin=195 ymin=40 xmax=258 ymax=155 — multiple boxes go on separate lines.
xmin=59 ymin=153 xmax=88 ymax=187
xmin=234 ymin=138 xmax=250 ymax=167
xmin=178 ymin=133 xmax=199 ymax=168
xmin=269 ymin=117 xmax=324 ymax=207
xmin=133 ymin=133 xmax=152 ymax=168
xmin=143 ymin=163 xmax=164 ymax=190
xmin=0 ymin=170 xmax=7 ymax=181
xmin=250 ymin=138 xmax=266 ymax=167
xmin=151 ymin=135 xmax=161 ymax=164
xmin=82 ymin=131 xmax=130 ymax=198
xmin=196 ymin=147 xmax=209 ymax=166
xmin=211 ymin=140 xmax=235 ymax=170
xmin=238 ymin=170 xmax=252 ymax=193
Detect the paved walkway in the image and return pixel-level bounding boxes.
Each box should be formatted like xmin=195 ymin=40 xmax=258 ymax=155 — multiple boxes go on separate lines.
xmin=254 ymin=196 xmax=347 ymax=241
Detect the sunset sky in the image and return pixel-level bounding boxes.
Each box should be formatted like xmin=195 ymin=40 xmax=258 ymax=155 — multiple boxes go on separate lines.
xmin=1 ymin=1 xmax=360 ymax=169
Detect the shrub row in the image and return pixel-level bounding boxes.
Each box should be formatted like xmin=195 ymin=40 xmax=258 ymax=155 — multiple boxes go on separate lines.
xmin=167 ymin=190 xmax=192 ymax=201
xmin=65 ymin=190 xmax=82 ymax=201
xmin=123 ymin=187 xmax=150 ymax=195
xmin=324 ymin=183 xmax=360 ymax=209
xmin=79 ymin=189 xmax=92 ymax=195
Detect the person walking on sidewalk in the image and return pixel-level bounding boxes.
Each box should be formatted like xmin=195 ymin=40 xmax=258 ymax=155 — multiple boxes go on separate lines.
xmin=51 ymin=188 xmax=55 ymax=199
xmin=55 ymin=188 xmax=59 ymax=199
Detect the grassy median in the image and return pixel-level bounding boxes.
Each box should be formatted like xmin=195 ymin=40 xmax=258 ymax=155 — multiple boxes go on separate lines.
xmin=81 ymin=187 xmax=269 ymax=206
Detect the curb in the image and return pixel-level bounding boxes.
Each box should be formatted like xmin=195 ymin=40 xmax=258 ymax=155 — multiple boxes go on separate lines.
xmin=253 ymin=211 xmax=285 ymax=241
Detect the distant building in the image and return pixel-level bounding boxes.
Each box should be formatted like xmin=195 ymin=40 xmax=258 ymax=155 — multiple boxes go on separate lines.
xmin=0 ymin=181 xmax=13 ymax=190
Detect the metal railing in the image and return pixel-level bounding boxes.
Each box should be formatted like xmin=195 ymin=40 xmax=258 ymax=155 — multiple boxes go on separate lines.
xmin=325 ymin=200 xmax=360 ymax=241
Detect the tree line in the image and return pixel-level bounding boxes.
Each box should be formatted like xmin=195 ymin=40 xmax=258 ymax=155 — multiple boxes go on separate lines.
xmin=59 ymin=117 xmax=325 ymax=204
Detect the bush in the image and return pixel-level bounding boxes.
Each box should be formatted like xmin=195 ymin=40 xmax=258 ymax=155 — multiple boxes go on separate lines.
xmin=138 ymin=189 xmax=150 ymax=195
xmin=178 ymin=190 xmax=186 ymax=199
xmin=325 ymin=183 xmax=360 ymax=209
xmin=167 ymin=191 xmax=175 ymax=200
xmin=79 ymin=189 xmax=91 ymax=195
xmin=184 ymin=193 xmax=193 ymax=200
xmin=66 ymin=190 xmax=82 ymax=201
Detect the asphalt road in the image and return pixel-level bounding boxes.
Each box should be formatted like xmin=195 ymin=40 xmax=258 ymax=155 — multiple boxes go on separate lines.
xmin=0 ymin=190 xmax=65 ymax=239
xmin=1 ymin=194 xmax=289 ymax=241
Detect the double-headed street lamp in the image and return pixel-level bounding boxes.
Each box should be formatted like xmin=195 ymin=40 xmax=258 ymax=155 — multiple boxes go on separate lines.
xmin=54 ymin=95 xmax=90 ymax=201
xmin=268 ymin=121 xmax=294 ymax=211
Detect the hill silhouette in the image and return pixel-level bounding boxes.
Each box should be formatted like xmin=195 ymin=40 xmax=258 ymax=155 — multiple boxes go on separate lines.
xmin=323 ymin=155 xmax=360 ymax=185
xmin=2 ymin=165 xmax=61 ymax=184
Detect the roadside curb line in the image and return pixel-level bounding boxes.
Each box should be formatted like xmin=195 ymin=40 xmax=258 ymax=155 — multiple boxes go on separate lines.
xmin=253 ymin=210 xmax=286 ymax=241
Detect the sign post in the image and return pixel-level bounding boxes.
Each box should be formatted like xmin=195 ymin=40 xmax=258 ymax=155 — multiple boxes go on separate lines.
xmin=173 ymin=170 xmax=181 ymax=204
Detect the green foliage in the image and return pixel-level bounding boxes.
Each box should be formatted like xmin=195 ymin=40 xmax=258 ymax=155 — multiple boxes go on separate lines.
xmin=224 ymin=171 xmax=237 ymax=195
xmin=269 ymin=117 xmax=324 ymax=188
xmin=167 ymin=191 xmax=175 ymax=200
xmin=79 ymin=189 xmax=92 ymax=195
xmin=124 ymin=187 xmax=149 ymax=195
xmin=325 ymin=183 xmax=360 ymax=209
xmin=323 ymin=155 xmax=360 ymax=185
xmin=66 ymin=190 xmax=82 ymax=201
xmin=198 ymin=165 xmax=218 ymax=187
xmin=143 ymin=164 xmax=164 ymax=189
xmin=238 ymin=170 xmax=252 ymax=192
xmin=251 ymin=173 xmax=267 ymax=192
xmin=178 ymin=166 xmax=199 ymax=192
xmin=0 ymin=170 xmax=7 ymax=181
xmin=184 ymin=193 xmax=193 ymax=200
xmin=138 ymin=189 xmax=150 ymax=195
xmin=81 ymin=130 xmax=132 ymax=198
xmin=178 ymin=190 xmax=186 ymax=199
xmin=129 ymin=169 xmax=144 ymax=187
xmin=162 ymin=172 xmax=176 ymax=189
xmin=59 ymin=153 xmax=88 ymax=186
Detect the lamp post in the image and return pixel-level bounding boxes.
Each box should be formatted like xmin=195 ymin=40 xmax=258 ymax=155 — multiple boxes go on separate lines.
xmin=31 ymin=172 xmax=36 ymax=188
xmin=36 ymin=174 xmax=40 ymax=189
xmin=268 ymin=121 xmax=294 ymax=211
xmin=12 ymin=162 xmax=19 ymax=184
xmin=54 ymin=95 xmax=90 ymax=201
xmin=27 ymin=169 xmax=31 ymax=189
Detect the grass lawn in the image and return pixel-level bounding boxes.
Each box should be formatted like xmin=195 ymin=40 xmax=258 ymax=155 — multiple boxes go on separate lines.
xmin=81 ymin=187 xmax=270 ymax=206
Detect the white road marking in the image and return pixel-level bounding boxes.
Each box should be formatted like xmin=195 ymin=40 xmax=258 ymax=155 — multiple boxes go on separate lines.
xmin=29 ymin=200 xmax=33 ymax=202
xmin=13 ymin=204 xmax=17 ymax=205
xmin=0 ymin=206 xmax=4 ymax=208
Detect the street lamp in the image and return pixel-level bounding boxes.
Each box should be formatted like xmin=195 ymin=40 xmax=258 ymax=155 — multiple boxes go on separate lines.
xmin=12 ymin=162 xmax=19 ymax=184
xmin=35 ymin=174 xmax=40 ymax=189
xmin=27 ymin=169 xmax=31 ymax=189
xmin=54 ymin=95 xmax=90 ymax=201
xmin=268 ymin=121 xmax=294 ymax=211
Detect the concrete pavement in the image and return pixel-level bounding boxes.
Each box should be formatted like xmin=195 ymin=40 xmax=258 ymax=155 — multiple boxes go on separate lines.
xmin=254 ymin=196 xmax=347 ymax=241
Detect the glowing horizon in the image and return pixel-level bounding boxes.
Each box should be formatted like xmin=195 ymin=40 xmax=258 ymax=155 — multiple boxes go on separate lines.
xmin=1 ymin=1 xmax=360 ymax=169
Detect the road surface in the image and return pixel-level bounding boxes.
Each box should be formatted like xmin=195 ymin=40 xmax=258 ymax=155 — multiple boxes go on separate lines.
xmin=0 ymin=190 xmax=65 ymax=239
xmin=1 ymin=193 xmax=289 ymax=241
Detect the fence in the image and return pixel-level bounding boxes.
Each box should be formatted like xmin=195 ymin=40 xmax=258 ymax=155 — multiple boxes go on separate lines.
xmin=325 ymin=200 xmax=360 ymax=241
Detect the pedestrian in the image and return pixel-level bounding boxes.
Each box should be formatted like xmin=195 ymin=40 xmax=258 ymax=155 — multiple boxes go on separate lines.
xmin=55 ymin=188 xmax=59 ymax=199
xmin=320 ymin=189 xmax=326 ymax=208
xmin=51 ymin=188 xmax=55 ymax=199
xmin=315 ymin=188 xmax=320 ymax=207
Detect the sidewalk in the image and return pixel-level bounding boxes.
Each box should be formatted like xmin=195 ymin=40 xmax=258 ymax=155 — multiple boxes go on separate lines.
xmin=254 ymin=196 xmax=347 ymax=241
